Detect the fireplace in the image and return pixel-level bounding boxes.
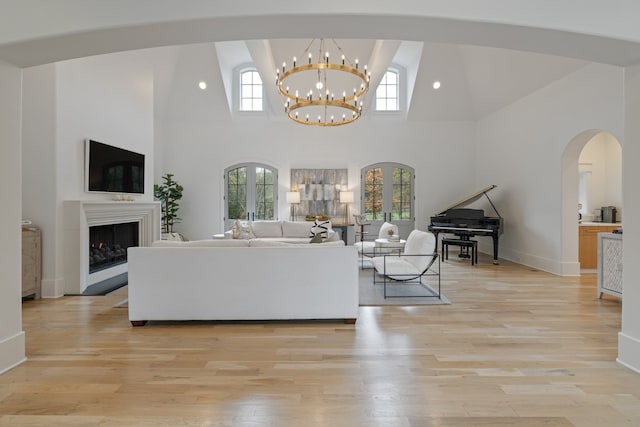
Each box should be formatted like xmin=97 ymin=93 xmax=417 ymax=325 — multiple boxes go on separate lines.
xmin=89 ymin=222 xmax=139 ymax=274
xmin=64 ymin=201 xmax=161 ymax=294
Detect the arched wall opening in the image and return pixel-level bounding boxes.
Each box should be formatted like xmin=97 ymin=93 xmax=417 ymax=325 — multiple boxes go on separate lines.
xmin=561 ymin=129 xmax=622 ymax=276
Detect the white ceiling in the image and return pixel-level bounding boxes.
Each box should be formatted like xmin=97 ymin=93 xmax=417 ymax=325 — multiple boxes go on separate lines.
xmin=0 ymin=4 xmax=629 ymax=122
xmin=209 ymin=38 xmax=590 ymax=121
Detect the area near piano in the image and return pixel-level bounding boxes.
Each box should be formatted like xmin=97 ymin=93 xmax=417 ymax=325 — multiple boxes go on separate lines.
xmin=429 ymin=185 xmax=503 ymax=265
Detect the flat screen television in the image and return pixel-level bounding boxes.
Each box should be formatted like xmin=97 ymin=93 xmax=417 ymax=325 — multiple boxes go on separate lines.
xmin=85 ymin=139 xmax=145 ymax=194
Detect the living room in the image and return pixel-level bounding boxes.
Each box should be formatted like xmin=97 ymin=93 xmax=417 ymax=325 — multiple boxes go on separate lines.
xmin=20 ymin=45 xmax=625 ymax=295
xmin=2 ymin=3 xmax=640 ymax=414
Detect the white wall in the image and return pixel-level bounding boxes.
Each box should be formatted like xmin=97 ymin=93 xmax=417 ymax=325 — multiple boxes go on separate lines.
xmin=157 ymin=43 xmax=477 ymax=240
xmin=475 ymin=63 xmax=624 ymax=275
xmin=0 ymin=60 xmax=25 ymax=374
xmin=22 ymin=64 xmax=60 ymax=296
xmin=55 ymin=52 xmax=155 ymax=202
xmin=21 ymin=51 xmax=156 ymax=297
xmin=619 ymin=63 xmax=640 ymax=373
xmin=579 ymin=133 xmax=622 ymax=221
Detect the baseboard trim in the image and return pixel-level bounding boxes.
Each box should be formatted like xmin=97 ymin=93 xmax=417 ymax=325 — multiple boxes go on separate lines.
xmin=618 ymin=331 xmax=640 ymax=374
xmin=41 ymin=277 xmax=65 ymax=298
xmin=0 ymin=331 xmax=26 ymax=375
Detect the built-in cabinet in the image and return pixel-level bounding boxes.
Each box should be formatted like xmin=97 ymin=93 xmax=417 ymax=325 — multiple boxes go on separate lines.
xmin=22 ymin=227 xmax=42 ymax=299
xmin=579 ymin=224 xmax=619 ymax=270
xmin=597 ymin=232 xmax=622 ymax=298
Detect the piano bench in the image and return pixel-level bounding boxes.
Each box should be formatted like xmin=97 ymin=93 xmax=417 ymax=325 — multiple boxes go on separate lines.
xmin=442 ymin=238 xmax=478 ymax=265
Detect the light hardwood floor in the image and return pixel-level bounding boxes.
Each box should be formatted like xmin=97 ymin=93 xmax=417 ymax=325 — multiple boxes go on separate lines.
xmin=2 ymin=254 xmax=639 ymax=427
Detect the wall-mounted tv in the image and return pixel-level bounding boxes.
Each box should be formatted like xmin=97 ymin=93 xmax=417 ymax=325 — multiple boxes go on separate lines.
xmin=85 ymin=139 xmax=145 ymax=194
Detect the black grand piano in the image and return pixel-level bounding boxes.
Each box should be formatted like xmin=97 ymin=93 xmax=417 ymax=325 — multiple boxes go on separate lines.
xmin=428 ymin=185 xmax=503 ymax=264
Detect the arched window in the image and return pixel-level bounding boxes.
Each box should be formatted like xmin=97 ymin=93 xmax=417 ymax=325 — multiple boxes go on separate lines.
xmin=225 ymin=163 xmax=277 ymax=228
xmin=239 ymin=69 xmax=263 ymax=111
xmin=361 ymin=162 xmax=414 ymax=238
xmin=375 ymin=69 xmax=399 ymax=111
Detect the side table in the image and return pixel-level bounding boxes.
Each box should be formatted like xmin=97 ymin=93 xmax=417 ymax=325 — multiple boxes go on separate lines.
xmin=374 ymin=238 xmax=406 ymax=256
xmin=332 ymin=222 xmax=353 ymax=245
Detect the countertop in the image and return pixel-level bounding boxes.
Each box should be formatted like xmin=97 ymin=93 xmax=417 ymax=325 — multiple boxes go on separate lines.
xmin=579 ymin=221 xmax=621 ymax=226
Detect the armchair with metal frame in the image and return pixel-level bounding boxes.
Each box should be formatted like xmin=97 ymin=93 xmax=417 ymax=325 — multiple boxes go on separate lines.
xmin=354 ymin=218 xmax=401 ymax=268
xmin=371 ymin=229 xmax=441 ymax=299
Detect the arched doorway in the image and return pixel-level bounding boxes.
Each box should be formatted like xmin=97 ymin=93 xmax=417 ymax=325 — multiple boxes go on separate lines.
xmin=561 ymin=130 xmax=622 ymax=275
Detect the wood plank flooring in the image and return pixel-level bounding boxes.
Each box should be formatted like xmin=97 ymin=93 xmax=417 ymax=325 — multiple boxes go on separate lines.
xmin=2 ymin=254 xmax=639 ymax=426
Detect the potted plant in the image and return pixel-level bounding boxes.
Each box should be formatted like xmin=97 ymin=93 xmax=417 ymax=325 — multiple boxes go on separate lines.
xmin=387 ymin=227 xmax=399 ymax=242
xmin=154 ymin=173 xmax=184 ymax=237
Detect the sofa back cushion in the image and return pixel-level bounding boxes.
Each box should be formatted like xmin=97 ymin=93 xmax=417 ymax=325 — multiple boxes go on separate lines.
xmin=185 ymin=239 xmax=251 ymax=247
xmin=281 ymin=221 xmax=314 ymax=238
xmin=250 ymin=221 xmax=283 ymax=238
xmin=151 ymin=239 xmax=250 ymax=247
xmin=249 ymin=239 xmax=294 ymax=247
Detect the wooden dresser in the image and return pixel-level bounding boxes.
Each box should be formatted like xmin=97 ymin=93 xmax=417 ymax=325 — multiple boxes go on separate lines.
xmin=22 ymin=227 xmax=42 ymax=299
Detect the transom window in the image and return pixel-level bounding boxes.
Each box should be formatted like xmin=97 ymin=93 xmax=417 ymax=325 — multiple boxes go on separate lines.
xmin=240 ymin=69 xmax=263 ymax=111
xmin=375 ymin=70 xmax=399 ymax=111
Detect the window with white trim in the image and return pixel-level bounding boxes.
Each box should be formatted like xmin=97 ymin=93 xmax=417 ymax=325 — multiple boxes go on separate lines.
xmin=224 ymin=163 xmax=277 ymax=229
xmin=239 ymin=69 xmax=263 ymax=111
xmin=375 ymin=70 xmax=399 ymax=111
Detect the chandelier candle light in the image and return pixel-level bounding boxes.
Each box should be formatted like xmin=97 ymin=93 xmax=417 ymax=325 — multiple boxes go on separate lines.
xmin=276 ymin=39 xmax=371 ymax=126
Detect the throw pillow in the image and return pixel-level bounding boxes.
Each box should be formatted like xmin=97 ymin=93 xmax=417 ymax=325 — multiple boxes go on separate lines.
xmin=232 ymin=219 xmax=242 ymax=239
xmin=310 ymin=219 xmax=331 ymax=238
xmin=309 ymin=233 xmax=323 ymax=243
xmin=234 ymin=220 xmax=255 ymax=239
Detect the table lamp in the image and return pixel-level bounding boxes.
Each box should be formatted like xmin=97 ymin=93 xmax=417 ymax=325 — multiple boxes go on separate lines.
xmin=286 ymin=191 xmax=300 ymax=221
xmin=339 ymin=191 xmax=354 ymax=224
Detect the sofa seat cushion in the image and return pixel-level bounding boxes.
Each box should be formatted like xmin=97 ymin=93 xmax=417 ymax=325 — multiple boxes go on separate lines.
xmin=250 ymin=221 xmax=283 ymax=238
xmin=252 ymin=237 xmax=312 ymax=244
xmin=371 ymin=256 xmax=421 ymax=280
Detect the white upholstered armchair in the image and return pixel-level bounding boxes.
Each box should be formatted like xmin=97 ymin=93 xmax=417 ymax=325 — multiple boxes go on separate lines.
xmin=354 ymin=221 xmax=399 ymax=258
xmin=371 ymin=229 xmax=441 ymax=298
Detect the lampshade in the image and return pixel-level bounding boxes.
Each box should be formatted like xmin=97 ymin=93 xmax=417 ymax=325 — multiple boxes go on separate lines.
xmin=286 ymin=191 xmax=301 ymax=204
xmin=339 ymin=191 xmax=354 ymax=204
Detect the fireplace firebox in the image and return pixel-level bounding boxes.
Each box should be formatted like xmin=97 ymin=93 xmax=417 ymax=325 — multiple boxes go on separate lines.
xmin=89 ymin=222 xmax=139 ymax=274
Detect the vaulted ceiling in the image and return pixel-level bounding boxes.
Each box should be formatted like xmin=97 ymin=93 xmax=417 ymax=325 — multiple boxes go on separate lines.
xmin=208 ymin=38 xmax=590 ymax=121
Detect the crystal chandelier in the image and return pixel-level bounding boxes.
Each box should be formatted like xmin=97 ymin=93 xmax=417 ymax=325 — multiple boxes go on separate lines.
xmin=276 ymin=39 xmax=371 ymax=126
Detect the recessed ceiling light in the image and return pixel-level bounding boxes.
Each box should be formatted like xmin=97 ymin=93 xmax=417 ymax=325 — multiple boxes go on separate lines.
xmin=433 ymin=81 xmax=441 ymax=90
xmin=198 ymin=81 xmax=207 ymax=90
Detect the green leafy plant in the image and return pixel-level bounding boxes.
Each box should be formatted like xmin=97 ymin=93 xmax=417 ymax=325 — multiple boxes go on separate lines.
xmin=154 ymin=173 xmax=183 ymax=233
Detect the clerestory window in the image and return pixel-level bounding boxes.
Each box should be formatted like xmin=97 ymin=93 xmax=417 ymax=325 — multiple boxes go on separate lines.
xmin=239 ymin=69 xmax=263 ymax=111
xmin=375 ymin=69 xmax=400 ymax=111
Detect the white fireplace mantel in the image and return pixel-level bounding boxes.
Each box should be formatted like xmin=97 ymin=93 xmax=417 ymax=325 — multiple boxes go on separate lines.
xmin=64 ymin=200 xmax=160 ymax=294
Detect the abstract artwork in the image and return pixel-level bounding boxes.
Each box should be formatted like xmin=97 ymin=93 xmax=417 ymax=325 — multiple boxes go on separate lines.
xmin=290 ymin=169 xmax=348 ymax=220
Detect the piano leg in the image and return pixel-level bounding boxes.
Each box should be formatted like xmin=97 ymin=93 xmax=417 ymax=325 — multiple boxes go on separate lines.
xmin=492 ymin=236 xmax=500 ymax=265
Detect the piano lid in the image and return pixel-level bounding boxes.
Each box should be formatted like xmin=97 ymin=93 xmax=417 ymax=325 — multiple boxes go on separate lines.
xmin=436 ymin=185 xmax=501 ymax=217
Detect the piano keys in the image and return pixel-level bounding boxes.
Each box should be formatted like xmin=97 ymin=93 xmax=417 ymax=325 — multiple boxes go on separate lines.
xmin=428 ymin=185 xmax=503 ymax=264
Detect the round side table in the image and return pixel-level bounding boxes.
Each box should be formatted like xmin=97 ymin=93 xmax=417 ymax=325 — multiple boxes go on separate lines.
xmin=374 ymin=238 xmax=406 ymax=256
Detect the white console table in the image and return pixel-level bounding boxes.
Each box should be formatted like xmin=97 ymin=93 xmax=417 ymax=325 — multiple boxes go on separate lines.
xmin=597 ymin=232 xmax=622 ymax=299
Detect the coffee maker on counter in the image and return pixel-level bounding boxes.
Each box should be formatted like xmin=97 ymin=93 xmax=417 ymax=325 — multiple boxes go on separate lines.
xmin=601 ymin=206 xmax=617 ymax=223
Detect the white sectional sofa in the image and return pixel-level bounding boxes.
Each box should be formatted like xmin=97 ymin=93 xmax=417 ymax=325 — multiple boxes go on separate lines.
xmin=220 ymin=220 xmax=339 ymax=244
xmin=127 ymin=238 xmax=358 ymax=325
